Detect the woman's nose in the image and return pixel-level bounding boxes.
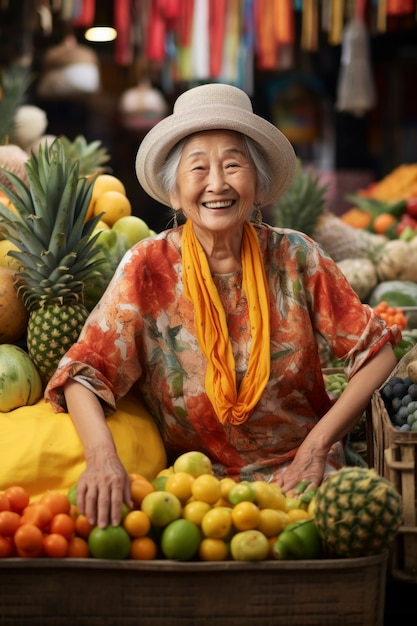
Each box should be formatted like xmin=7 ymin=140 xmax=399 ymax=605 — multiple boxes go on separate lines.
xmin=206 ymin=166 xmax=227 ymax=191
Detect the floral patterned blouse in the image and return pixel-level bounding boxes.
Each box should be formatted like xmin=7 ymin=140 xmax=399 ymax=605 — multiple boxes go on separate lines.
xmin=45 ymin=223 xmax=400 ymax=482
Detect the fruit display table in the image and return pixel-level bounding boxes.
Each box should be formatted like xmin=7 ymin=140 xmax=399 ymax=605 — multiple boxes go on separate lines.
xmin=0 ymin=553 xmax=387 ymax=626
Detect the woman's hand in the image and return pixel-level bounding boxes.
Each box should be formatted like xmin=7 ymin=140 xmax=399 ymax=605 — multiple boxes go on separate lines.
xmin=63 ymin=379 xmax=133 ymax=528
xmin=272 ymin=444 xmax=327 ymax=494
xmin=77 ymin=450 xmax=133 ymax=528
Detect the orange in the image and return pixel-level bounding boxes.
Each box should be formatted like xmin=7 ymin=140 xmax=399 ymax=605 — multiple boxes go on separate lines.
xmin=14 ymin=523 xmax=44 ymax=558
xmin=93 ymin=190 xmax=132 ymax=226
xmin=74 ymin=514 xmax=95 ymax=539
xmin=4 ymin=485 xmax=30 ymax=513
xmin=0 ymin=493 xmax=11 ymax=512
xmin=340 ymin=208 xmax=372 ymax=229
xmin=67 ymin=536 xmax=90 ymax=558
xmin=0 ymin=510 xmax=21 ymax=536
xmin=191 ymin=474 xmax=221 ymax=505
xmin=42 ymin=533 xmax=69 ymax=558
xmin=49 ymin=513 xmax=76 ymax=540
xmin=198 ymin=537 xmax=229 ymax=561
xmin=86 ymin=174 xmax=127 ymax=222
xmin=129 ymin=536 xmax=158 ymax=560
xmin=0 ymin=535 xmax=14 ymax=558
xmin=123 ymin=510 xmax=151 ymax=538
xmin=40 ymin=491 xmax=71 ymax=516
xmin=130 ymin=477 xmax=155 ymax=507
xmin=231 ymin=501 xmax=261 ymax=531
xmin=20 ymin=503 xmax=53 ymax=530
xmin=372 ymin=212 xmax=396 ymax=234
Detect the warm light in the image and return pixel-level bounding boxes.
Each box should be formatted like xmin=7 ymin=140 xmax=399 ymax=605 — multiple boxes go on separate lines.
xmin=85 ymin=27 xmax=117 ymax=43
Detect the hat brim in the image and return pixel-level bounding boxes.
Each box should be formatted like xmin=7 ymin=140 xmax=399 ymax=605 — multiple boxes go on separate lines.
xmin=135 ymin=101 xmax=296 ymax=208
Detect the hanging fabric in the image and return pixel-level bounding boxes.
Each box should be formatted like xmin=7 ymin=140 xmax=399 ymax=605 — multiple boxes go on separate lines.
xmin=255 ymin=0 xmax=277 ymax=69
xmin=329 ymin=0 xmax=345 ymax=44
xmin=146 ymin=0 xmax=167 ymax=62
xmin=176 ymin=0 xmax=194 ymax=81
xmin=115 ymin=0 xmax=133 ymax=66
xmin=336 ymin=0 xmax=377 ymax=116
xmin=209 ymin=0 xmax=227 ymax=78
xmin=191 ymin=0 xmax=210 ymax=79
xmin=221 ymin=0 xmax=241 ymax=83
xmin=72 ymin=0 xmax=95 ymax=26
xmin=301 ymin=0 xmax=319 ymax=51
xmin=275 ymin=0 xmax=295 ymax=44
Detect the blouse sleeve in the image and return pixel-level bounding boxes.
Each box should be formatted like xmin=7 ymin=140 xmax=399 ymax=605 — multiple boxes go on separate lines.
xmin=45 ymin=235 xmax=182 ymax=415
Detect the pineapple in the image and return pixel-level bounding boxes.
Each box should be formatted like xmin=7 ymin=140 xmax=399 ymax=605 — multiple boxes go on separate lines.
xmin=58 ymin=134 xmax=111 ymax=177
xmin=0 ymin=65 xmax=32 ymax=192
xmin=314 ymin=467 xmax=403 ymax=558
xmin=272 ymin=159 xmax=386 ymax=262
xmin=272 ymin=158 xmax=328 ymax=238
xmin=0 ymin=138 xmax=104 ymax=385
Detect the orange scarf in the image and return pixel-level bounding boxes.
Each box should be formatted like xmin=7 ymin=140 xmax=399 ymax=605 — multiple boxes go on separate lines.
xmin=182 ymin=219 xmax=270 ymax=425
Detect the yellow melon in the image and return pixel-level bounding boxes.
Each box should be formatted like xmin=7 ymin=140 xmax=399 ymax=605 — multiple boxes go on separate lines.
xmin=0 ymin=267 xmax=28 ymax=344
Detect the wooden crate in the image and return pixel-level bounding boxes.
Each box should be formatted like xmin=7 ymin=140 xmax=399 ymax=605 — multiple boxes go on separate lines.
xmin=368 ymin=343 xmax=417 ymax=582
xmin=369 ymin=390 xmax=417 ymax=582
xmin=0 ymin=555 xmax=387 ymax=626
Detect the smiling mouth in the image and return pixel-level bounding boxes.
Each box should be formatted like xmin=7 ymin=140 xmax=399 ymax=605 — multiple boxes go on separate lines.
xmin=203 ymin=200 xmax=234 ymax=209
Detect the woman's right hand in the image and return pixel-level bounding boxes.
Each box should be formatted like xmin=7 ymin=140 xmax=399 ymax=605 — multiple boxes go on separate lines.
xmin=77 ymin=449 xmax=133 ymax=528
xmin=63 ymin=379 xmax=133 ymax=528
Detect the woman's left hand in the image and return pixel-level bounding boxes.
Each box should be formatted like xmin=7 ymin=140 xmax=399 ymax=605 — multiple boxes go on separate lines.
xmin=271 ymin=444 xmax=328 ymax=494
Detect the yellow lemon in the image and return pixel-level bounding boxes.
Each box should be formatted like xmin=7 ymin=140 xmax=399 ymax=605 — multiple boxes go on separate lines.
xmin=165 ymin=472 xmax=195 ymax=504
xmin=182 ymin=500 xmax=211 ymax=526
xmin=231 ymin=501 xmax=261 ymax=531
xmin=191 ymin=474 xmax=221 ymax=505
xmin=201 ymin=506 xmax=233 ymax=539
xmin=198 ymin=537 xmax=229 ymax=561
xmin=286 ymin=508 xmax=311 ymax=522
xmin=256 ymin=508 xmax=290 ymax=537
xmin=86 ymin=173 xmax=127 ymax=221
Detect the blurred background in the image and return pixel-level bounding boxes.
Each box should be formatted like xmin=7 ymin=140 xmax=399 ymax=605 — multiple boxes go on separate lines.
xmin=1 ymin=0 xmax=416 ymax=233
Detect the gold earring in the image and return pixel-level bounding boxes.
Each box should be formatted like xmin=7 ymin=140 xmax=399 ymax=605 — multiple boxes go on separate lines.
xmin=173 ymin=210 xmax=178 ymax=229
xmin=253 ymin=204 xmax=262 ymax=225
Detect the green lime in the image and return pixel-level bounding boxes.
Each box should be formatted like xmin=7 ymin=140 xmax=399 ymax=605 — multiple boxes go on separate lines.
xmin=161 ymin=519 xmax=201 ymax=561
xmin=88 ymin=525 xmax=131 ymax=560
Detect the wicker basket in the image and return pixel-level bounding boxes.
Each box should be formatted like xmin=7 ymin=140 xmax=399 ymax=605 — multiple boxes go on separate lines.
xmin=0 ymin=556 xmax=387 ymax=626
xmin=368 ymin=344 xmax=417 ymax=582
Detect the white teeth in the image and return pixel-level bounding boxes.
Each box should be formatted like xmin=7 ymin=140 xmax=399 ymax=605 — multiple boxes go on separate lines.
xmin=204 ymin=200 xmax=234 ymax=209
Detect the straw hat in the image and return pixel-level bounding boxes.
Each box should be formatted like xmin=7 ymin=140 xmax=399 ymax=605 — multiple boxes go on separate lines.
xmin=135 ymin=83 xmax=296 ymax=208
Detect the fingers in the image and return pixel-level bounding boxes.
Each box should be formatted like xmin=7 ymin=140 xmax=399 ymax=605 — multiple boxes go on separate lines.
xmin=76 ymin=470 xmax=131 ymax=529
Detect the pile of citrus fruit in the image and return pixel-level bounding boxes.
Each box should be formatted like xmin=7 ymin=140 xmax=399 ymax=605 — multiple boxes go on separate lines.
xmin=0 ymin=451 xmax=318 ymax=562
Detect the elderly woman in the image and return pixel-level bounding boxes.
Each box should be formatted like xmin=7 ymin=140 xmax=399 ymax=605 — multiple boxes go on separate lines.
xmin=45 ymin=83 xmax=399 ymax=528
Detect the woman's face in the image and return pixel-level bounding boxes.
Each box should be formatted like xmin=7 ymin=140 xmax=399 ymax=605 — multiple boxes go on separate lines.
xmin=170 ymin=130 xmax=258 ymax=236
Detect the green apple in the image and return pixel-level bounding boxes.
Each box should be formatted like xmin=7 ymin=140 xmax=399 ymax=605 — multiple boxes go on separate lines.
xmin=173 ymin=451 xmax=213 ymax=477
xmin=112 ymin=215 xmax=150 ymax=247
xmin=230 ymin=530 xmax=269 ymax=561
xmin=140 ymin=490 xmax=182 ymax=527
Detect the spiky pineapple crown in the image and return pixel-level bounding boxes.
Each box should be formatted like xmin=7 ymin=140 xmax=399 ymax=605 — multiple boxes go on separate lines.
xmin=0 ymin=65 xmax=32 ymax=145
xmin=272 ymin=159 xmax=329 ymax=237
xmin=59 ymin=134 xmax=111 ymax=177
xmin=0 ymin=138 xmax=104 ymax=311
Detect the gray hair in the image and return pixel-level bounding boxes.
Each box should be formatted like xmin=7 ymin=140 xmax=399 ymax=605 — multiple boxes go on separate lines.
xmin=159 ymin=132 xmax=273 ymax=206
